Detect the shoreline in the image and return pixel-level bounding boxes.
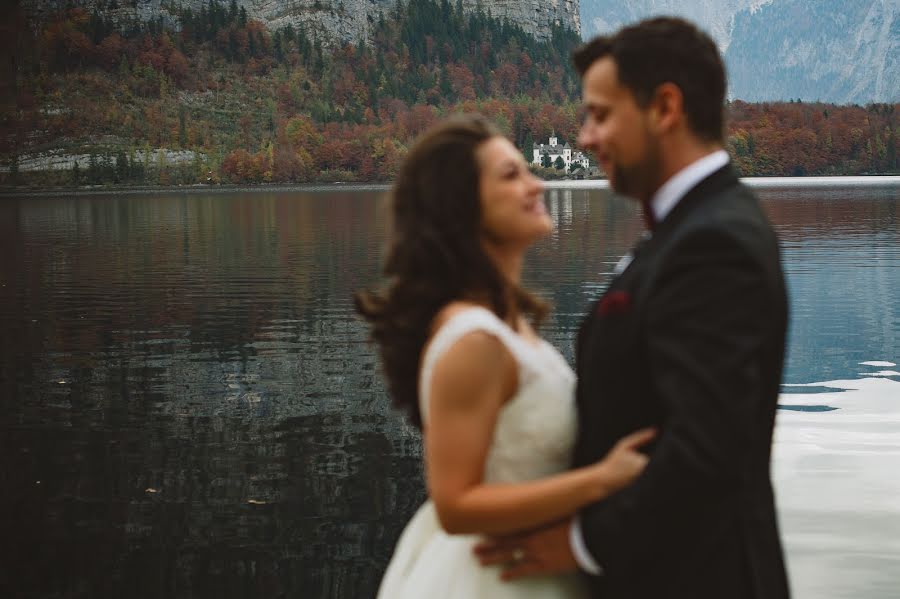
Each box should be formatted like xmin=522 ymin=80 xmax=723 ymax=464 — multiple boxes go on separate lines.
xmin=1 ymin=175 xmax=899 ymax=197
xmin=542 ymin=175 xmax=900 ymax=190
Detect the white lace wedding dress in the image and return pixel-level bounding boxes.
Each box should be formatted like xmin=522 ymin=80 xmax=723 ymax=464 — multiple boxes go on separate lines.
xmin=377 ymin=307 xmax=590 ymax=598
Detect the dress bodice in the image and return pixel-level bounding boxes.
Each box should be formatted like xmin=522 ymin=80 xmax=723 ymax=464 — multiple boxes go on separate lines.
xmin=377 ymin=307 xmax=588 ymax=599
xmin=418 ymin=307 xmax=578 ymax=484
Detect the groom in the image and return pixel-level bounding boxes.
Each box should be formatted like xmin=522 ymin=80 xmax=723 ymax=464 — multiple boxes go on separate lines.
xmin=477 ymin=17 xmax=791 ymax=598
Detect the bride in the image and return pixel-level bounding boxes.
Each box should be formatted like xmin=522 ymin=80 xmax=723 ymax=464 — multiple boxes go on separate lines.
xmin=356 ymin=114 xmax=654 ymax=598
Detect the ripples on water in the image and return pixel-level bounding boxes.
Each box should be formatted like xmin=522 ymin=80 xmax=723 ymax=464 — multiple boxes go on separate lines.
xmin=1 ymin=184 xmax=898 ymax=598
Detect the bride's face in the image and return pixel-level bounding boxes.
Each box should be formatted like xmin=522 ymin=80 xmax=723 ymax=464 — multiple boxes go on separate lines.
xmin=476 ymin=137 xmax=550 ymax=249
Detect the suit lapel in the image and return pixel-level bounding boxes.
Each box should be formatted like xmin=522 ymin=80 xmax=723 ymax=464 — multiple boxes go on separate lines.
xmin=606 ymin=163 xmax=740 ymax=286
xmin=608 ymin=164 xmax=738 ymax=285
xmin=577 ymin=163 xmax=741 ymax=374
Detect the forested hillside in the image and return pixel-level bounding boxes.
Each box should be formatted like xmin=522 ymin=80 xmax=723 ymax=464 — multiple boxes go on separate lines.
xmin=2 ymin=0 xmax=897 ymax=186
xmin=729 ymin=101 xmax=897 ymax=176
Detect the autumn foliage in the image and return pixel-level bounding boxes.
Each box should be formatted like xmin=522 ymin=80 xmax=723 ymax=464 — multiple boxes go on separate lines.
xmin=2 ymin=0 xmax=897 ymax=187
xmin=727 ymin=101 xmax=898 ymax=176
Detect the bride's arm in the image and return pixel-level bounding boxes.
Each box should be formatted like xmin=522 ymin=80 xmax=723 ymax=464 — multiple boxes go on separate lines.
xmin=425 ymin=330 xmax=653 ymax=536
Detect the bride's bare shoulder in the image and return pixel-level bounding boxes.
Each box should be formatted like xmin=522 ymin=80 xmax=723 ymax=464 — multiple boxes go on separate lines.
xmin=430 ymin=301 xmax=491 ymax=333
xmin=426 ymin=302 xmax=517 ymax=408
xmin=426 ymin=302 xmax=512 ymax=373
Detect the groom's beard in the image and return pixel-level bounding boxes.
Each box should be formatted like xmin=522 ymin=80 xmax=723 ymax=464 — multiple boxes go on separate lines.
xmin=610 ymin=131 xmax=663 ymax=203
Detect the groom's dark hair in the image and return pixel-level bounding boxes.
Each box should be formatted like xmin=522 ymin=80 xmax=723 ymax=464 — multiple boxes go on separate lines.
xmin=573 ymin=17 xmax=726 ymax=143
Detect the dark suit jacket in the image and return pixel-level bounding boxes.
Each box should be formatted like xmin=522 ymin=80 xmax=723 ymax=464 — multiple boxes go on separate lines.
xmin=574 ymin=164 xmax=791 ymax=599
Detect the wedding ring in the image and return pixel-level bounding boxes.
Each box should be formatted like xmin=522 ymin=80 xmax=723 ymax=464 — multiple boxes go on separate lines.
xmin=512 ymin=548 xmax=526 ymax=563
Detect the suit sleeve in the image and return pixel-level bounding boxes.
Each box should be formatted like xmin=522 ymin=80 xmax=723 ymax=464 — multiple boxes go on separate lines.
xmin=579 ymin=226 xmax=775 ymax=576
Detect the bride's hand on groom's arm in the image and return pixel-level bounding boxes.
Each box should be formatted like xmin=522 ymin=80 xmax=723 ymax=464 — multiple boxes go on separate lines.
xmin=473 ymin=519 xmax=578 ymax=580
xmin=473 ymin=428 xmax=653 ymax=580
xmin=595 ymin=427 xmax=656 ymax=492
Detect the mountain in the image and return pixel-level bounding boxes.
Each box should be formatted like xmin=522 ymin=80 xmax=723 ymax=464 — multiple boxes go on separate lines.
xmin=579 ymin=0 xmax=899 ymax=104
xmin=19 ymin=0 xmax=580 ymax=44
xmin=580 ymin=0 xmax=769 ymax=50
xmin=727 ymin=0 xmax=898 ymax=103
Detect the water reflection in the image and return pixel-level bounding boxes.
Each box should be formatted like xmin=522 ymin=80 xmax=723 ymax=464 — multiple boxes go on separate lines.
xmin=1 ymin=185 xmax=898 ymax=598
xmin=774 ymin=373 xmax=900 ymax=599
xmin=1 ymin=192 xmax=421 ymax=598
xmin=759 ymin=187 xmax=899 ymax=385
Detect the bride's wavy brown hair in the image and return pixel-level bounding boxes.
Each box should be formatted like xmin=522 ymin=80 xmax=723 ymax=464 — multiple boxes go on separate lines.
xmin=355 ymin=114 xmax=549 ymax=429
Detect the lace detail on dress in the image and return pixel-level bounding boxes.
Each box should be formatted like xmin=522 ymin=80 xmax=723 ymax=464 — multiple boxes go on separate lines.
xmin=418 ymin=307 xmax=578 ymax=484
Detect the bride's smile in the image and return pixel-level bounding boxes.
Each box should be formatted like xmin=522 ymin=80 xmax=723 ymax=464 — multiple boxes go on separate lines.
xmin=476 ymin=136 xmax=552 ymax=250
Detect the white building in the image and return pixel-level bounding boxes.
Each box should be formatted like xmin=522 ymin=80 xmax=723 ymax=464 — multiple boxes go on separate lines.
xmin=532 ymin=135 xmax=591 ymax=172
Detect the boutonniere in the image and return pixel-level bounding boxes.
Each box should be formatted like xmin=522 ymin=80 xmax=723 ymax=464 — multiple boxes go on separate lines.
xmin=596 ymin=290 xmax=631 ymax=316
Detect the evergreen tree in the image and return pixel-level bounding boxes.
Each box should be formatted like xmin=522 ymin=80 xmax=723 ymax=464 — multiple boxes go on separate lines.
xmin=88 ymin=153 xmax=100 ymax=184
xmin=9 ymin=155 xmax=19 ymax=185
xmin=296 ymin=28 xmax=310 ymax=59
xmin=312 ymin=38 xmax=324 ymax=76
xmin=522 ymin=131 xmax=534 ymax=162
xmin=115 ymin=151 xmax=129 ymax=183
xmin=197 ymin=5 xmax=209 ymax=40
xmin=439 ymin=66 xmax=453 ymax=100
xmin=228 ymin=30 xmax=238 ymax=60
xmin=130 ymin=148 xmax=144 ymax=181
xmin=273 ymin=30 xmax=284 ymax=61
xmin=143 ymin=144 xmax=153 ymax=177
xmin=101 ymin=153 xmax=115 ymax=182
xmin=209 ymin=0 xmax=221 ymax=36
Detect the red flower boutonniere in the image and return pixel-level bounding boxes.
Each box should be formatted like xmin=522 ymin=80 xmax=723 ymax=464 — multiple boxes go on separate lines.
xmin=596 ymin=290 xmax=632 ymax=317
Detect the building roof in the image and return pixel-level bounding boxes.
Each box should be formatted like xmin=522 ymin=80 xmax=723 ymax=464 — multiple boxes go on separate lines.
xmin=533 ymin=141 xmax=572 ymax=150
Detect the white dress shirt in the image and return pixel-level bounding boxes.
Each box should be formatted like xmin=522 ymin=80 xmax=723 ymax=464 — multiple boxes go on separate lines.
xmin=569 ymin=148 xmax=731 ymax=575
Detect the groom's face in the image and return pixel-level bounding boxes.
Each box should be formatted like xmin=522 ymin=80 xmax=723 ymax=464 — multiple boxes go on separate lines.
xmin=578 ymin=57 xmax=661 ymax=202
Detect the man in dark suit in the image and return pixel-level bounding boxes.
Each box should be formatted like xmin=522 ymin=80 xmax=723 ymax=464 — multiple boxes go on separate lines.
xmin=476 ymin=17 xmax=791 ymax=598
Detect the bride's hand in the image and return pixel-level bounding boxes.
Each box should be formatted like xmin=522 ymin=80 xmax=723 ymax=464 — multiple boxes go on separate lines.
xmin=594 ymin=428 xmax=656 ymax=493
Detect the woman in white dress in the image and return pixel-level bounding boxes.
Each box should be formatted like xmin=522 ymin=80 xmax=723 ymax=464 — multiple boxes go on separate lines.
xmin=355 ymin=115 xmax=654 ymax=598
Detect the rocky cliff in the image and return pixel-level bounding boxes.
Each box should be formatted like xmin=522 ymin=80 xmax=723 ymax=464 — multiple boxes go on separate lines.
xmin=581 ymin=0 xmax=900 ymax=104
xmin=20 ymin=0 xmax=580 ymax=44
xmin=580 ymin=0 xmax=899 ymax=104
xmin=580 ymin=0 xmax=769 ymax=51
xmin=727 ymin=0 xmax=898 ymax=103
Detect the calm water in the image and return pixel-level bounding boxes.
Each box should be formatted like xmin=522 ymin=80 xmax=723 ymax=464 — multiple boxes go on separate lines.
xmin=1 ymin=183 xmax=898 ymax=598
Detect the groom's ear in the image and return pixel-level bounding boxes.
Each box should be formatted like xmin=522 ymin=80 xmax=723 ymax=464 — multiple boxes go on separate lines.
xmin=649 ymin=82 xmax=684 ymax=135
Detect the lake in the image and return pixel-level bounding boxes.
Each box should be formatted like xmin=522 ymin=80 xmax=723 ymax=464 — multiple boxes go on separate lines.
xmin=1 ymin=179 xmax=898 ymax=598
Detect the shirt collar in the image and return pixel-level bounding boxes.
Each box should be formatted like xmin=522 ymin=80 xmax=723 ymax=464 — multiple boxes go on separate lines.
xmin=651 ymin=149 xmax=730 ymax=224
